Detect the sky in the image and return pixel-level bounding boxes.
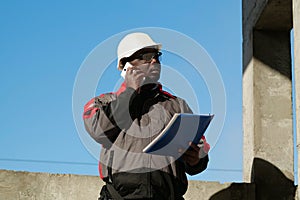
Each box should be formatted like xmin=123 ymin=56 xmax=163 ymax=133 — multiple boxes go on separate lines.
xmin=0 ymin=1 xmax=243 ymax=183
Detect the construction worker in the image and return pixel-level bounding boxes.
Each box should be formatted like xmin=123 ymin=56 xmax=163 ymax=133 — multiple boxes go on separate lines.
xmin=83 ymin=32 xmax=210 ymax=200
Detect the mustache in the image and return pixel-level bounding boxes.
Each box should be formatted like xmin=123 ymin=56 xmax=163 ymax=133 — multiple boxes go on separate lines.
xmin=137 ymin=63 xmax=160 ymax=73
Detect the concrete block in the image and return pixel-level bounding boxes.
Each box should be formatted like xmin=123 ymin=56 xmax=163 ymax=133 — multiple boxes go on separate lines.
xmin=0 ymin=170 xmax=103 ymax=200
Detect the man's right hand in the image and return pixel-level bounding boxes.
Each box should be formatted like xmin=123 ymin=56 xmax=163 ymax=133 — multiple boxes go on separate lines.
xmin=125 ymin=66 xmax=145 ymax=91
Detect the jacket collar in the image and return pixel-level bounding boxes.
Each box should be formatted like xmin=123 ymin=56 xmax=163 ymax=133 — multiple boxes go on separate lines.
xmin=115 ymin=82 xmax=175 ymax=99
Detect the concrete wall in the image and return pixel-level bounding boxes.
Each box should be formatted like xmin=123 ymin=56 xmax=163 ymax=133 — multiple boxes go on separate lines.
xmin=242 ymin=0 xmax=294 ymax=183
xmin=0 ymin=170 xmax=240 ymax=200
xmin=2 ymin=168 xmax=298 ymax=199
xmin=242 ymin=0 xmax=299 ymax=198
xmin=0 ymin=170 xmax=102 ymax=200
xmin=293 ymin=0 xmax=300 ymax=198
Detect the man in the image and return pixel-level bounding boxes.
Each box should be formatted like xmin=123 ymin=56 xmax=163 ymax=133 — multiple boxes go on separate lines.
xmin=83 ymin=32 xmax=210 ymax=199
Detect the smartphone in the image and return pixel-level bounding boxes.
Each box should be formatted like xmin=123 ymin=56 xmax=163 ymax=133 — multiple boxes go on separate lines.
xmin=121 ymin=62 xmax=133 ymax=79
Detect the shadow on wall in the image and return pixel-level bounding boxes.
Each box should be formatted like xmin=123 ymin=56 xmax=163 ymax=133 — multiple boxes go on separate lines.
xmin=253 ymin=30 xmax=292 ymax=80
xmin=209 ymin=158 xmax=296 ymax=200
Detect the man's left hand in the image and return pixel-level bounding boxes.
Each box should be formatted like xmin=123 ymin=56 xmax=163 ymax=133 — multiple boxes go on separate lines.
xmin=179 ymin=138 xmax=210 ymax=166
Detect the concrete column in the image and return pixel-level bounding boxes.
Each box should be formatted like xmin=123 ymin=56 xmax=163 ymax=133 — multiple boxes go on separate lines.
xmin=243 ymin=0 xmax=294 ymax=183
xmin=242 ymin=1 xmax=268 ymax=181
xmin=293 ymin=0 xmax=300 ymax=198
xmin=244 ymin=30 xmax=293 ymax=182
xmin=253 ymin=30 xmax=293 ymax=177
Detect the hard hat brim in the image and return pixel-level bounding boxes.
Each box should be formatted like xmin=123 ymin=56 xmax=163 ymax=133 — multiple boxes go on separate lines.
xmin=117 ymin=44 xmax=162 ymax=70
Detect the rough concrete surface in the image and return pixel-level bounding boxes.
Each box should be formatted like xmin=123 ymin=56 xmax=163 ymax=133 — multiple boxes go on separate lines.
xmin=0 ymin=170 xmax=238 ymax=200
xmin=242 ymin=0 xmax=294 ymax=183
xmin=0 ymin=170 xmax=103 ymax=200
xmin=293 ymin=0 xmax=300 ymax=198
xmin=184 ymin=180 xmax=231 ymax=200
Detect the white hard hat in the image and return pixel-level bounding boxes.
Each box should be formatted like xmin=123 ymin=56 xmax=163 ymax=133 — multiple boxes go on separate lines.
xmin=117 ymin=32 xmax=162 ymax=70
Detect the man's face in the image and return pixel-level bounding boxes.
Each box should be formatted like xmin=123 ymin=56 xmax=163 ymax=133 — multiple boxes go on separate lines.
xmin=128 ymin=48 xmax=161 ymax=83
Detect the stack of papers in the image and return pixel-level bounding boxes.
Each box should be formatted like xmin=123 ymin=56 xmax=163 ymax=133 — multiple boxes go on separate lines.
xmin=142 ymin=113 xmax=214 ymax=157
